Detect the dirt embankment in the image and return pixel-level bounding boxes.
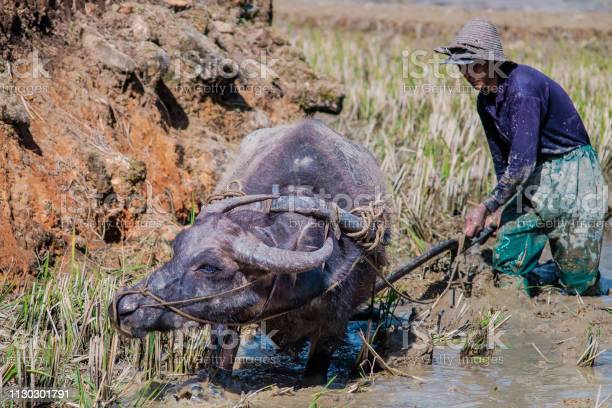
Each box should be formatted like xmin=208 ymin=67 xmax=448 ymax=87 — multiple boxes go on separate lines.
xmin=0 ymin=0 xmax=344 ymax=279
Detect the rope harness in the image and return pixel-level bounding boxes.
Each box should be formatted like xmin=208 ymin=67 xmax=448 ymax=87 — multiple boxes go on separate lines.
xmin=114 ymin=182 xmax=390 ymax=329
xmin=347 ymin=196 xmax=388 ymax=251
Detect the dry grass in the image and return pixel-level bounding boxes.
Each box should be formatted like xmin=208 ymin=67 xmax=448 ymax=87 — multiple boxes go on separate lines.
xmin=459 ymin=310 xmax=510 ymax=361
xmin=576 ymin=327 xmax=606 ymax=367
xmin=0 ymin=239 xmax=212 ymax=406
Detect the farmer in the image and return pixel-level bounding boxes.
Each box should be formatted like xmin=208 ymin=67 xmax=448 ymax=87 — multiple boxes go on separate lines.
xmin=435 ymin=19 xmax=608 ymax=295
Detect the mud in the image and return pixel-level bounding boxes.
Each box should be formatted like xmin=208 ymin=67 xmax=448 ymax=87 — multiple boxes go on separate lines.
xmin=141 ymin=237 xmax=611 ymax=407
xmin=0 ymin=0 xmax=343 ymax=279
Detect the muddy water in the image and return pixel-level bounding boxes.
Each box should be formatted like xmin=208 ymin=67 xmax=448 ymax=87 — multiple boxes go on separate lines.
xmin=344 ymin=238 xmax=611 ymax=407
xmin=346 ymin=327 xmax=612 ymax=407
xmin=265 ymin=314 xmax=611 ymax=407
xmin=164 ymin=240 xmax=612 ymax=407
xmin=341 ymin=239 xmax=611 ymax=407
xmin=350 ymin=353 xmax=604 ymax=406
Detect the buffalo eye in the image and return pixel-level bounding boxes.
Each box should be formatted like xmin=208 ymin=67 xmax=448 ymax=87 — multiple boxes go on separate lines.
xmin=195 ymin=264 xmax=220 ymax=275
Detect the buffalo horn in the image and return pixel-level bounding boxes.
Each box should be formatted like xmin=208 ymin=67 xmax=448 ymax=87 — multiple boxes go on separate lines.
xmin=232 ymin=234 xmax=334 ymax=274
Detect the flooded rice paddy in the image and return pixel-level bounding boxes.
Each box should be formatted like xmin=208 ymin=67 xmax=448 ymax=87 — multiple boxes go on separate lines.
xmin=157 ymin=237 xmax=611 ymax=407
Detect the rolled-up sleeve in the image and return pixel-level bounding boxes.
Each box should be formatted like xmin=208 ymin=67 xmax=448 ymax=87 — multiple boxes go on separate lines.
xmin=483 ymin=94 xmax=541 ymax=213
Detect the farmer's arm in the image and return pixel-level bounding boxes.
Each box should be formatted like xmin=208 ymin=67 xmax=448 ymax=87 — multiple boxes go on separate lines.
xmin=477 ymin=99 xmax=508 ymax=182
xmin=482 ymin=94 xmax=541 ymax=213
xmin=465 ymin=94 xmax=541 ymax=237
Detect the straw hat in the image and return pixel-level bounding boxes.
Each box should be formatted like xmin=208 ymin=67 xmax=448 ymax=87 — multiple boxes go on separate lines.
xmin=435 ymin=19 xmax=508 ymax=64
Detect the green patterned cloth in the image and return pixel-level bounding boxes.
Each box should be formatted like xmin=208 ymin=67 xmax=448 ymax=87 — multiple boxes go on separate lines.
xmin=493 ymin=145 xmax=607 ymax=295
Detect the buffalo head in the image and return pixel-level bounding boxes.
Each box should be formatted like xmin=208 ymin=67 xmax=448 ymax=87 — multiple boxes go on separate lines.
xmin=109 ymin=195 xmax=336 ymax=338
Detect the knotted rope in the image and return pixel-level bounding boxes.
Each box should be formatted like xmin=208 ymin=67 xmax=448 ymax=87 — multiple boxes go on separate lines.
xmin=346 ymin=195 xmax=389 ymax=251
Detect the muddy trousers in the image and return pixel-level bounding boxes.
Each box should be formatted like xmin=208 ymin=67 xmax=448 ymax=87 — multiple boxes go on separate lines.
xmin=492 ymin=145 xmax=607 ymax=295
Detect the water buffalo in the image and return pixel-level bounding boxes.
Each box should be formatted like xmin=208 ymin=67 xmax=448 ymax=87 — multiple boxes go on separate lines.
xmin=109 ymin=119 xmax=390 ymax=383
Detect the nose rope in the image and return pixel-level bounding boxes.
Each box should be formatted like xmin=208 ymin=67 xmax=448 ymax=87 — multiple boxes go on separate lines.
xmin=113 ymin=276 xmax=267 ymax=326
xmin=139 ymin=279 xmax=262 ymax=308
xmin=346 ymin=195 xmax=388 ymax=251
xmin=115 ymin=274 xmax=330 ymax=327
xmin=114 ymin=253 xmax=364 ymax=328
xmin=114 ymin=247 xmax=344 ymax=328
xmin=136 ymin=287 xmax=227 ymax=325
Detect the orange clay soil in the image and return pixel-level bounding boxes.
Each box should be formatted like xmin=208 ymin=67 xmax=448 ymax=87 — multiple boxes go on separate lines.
xmin=0 ymin=0 xmax=344 ymax=280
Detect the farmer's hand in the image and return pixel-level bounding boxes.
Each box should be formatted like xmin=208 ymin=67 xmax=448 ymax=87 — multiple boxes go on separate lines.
xmin=485 ymin=208 xmax=502 ymax=236
xmin=464 ymin=203 xmax=489 ymax=238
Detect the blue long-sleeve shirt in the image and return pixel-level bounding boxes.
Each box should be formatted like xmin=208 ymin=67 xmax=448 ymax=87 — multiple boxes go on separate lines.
xmin=478 ymin=63 xmax=590 ymax=212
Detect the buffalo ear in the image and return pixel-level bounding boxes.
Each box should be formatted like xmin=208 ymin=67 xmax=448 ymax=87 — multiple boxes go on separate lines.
xmin=318 ymin=236 xmax=365 ymax=293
